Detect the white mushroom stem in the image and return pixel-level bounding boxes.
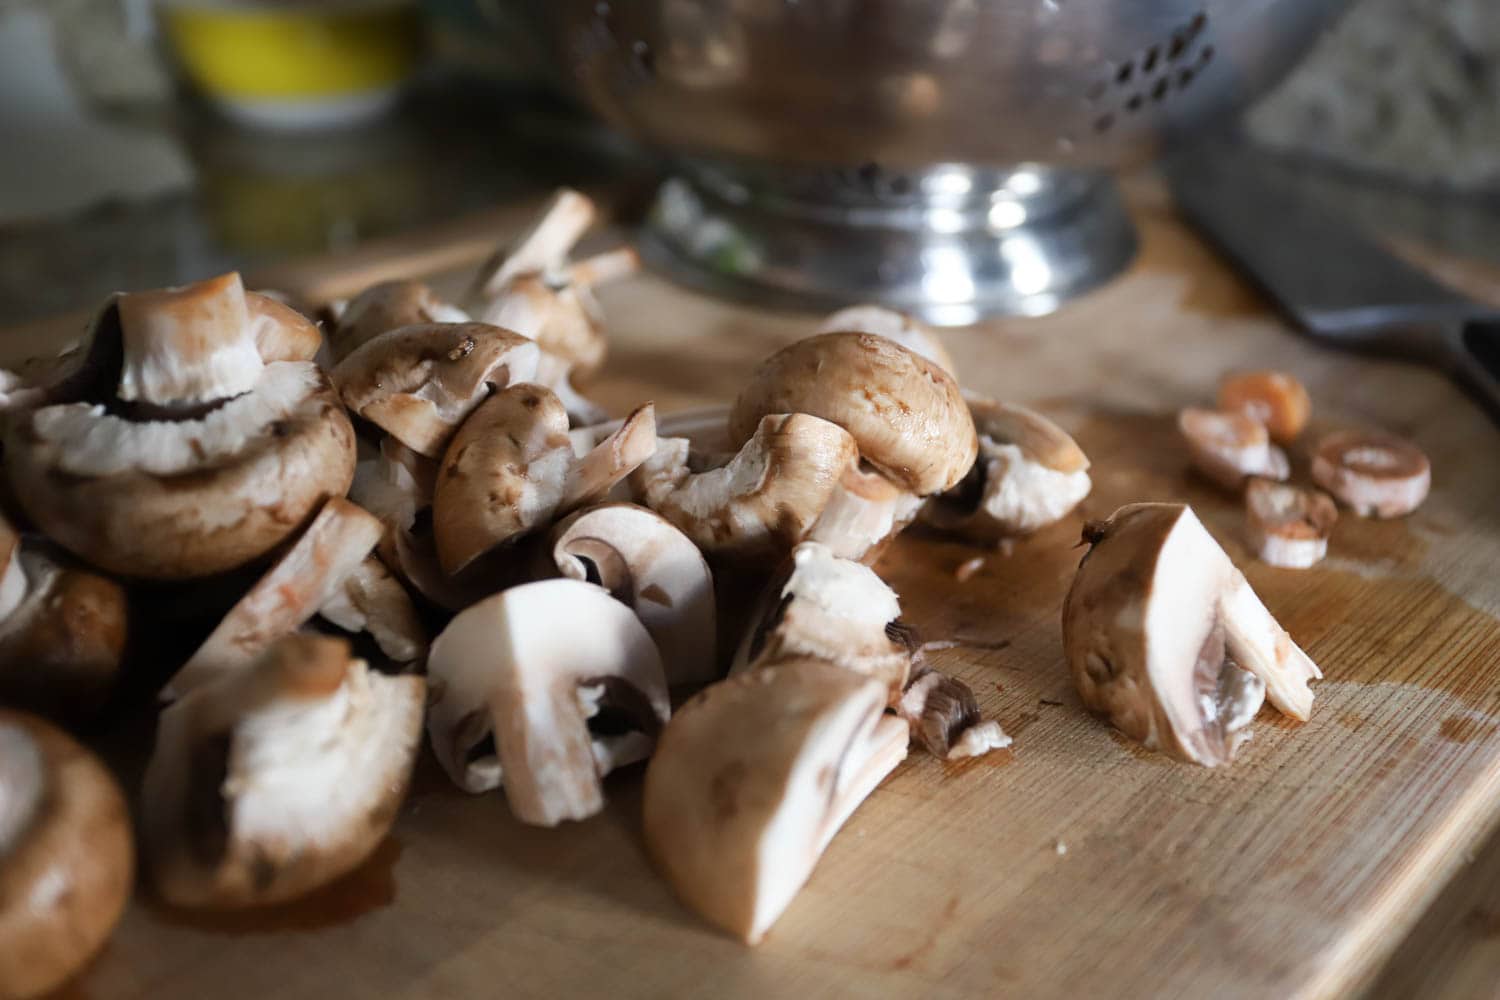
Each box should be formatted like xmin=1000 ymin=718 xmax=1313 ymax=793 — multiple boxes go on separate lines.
xmin=806 ymin=464 xmax=924 ymax=562
xmin=560 ymin=403 xmax=657 ymax=513
xmin=472 ymin=188 xmax=597 ymax=301
xmin=317 ymin=556 xmax=428 ymax=665
xmin=563 ymin=246 xmax=640 ymax=289
xmin=1217 ymin=574 xmax=1321 ymax=721
xmin=116 ymin=272 xmax=266 ymax=406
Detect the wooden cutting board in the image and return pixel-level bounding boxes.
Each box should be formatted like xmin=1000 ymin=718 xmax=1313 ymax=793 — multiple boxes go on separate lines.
xmin=8 ymin=180 xmax=1500 ymax=1000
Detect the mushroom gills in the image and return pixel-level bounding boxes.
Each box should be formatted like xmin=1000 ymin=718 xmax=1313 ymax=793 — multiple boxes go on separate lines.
xmin=897 ymin=667 xmax=1012 ymax=760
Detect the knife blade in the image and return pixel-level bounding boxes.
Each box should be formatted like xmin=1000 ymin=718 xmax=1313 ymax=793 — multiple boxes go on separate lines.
xmin=1165 ymin=140 xmax=1500 ymax=420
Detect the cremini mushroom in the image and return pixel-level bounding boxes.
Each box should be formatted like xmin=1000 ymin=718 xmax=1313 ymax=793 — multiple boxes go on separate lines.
xmin=922 ymin=396 xmax=1092 ymax=540
xmin=331 ymin=322 xmax=539 ymax=458
xmin=1062 ymin=503 xmax=1321 ymax=766
xmin=317 ymin=555 xmax=428 ymax=665
xmin=1218 ymin=369 xmax=1311 ymax=445
xmin=550 ymin=504 xmax=716 ymax=687
xmin=169 ymin=497 xmax=386 ymax=697
xmin=817 ymin=304 xmax=956 ymax=375
xmin=729 ymin=332 xmax=977 ymax=496
xmin=1311 ymin=430 xmax=1431 ymax=518
xmin=425 ymin=579 xmax=670 ymax=825
xmin=3 ymin=273 xmax=356 ymax=580
xmin=142 ymin=635 xmax=423 ymax=908
xmin=642 ymin=660 xmax=908 ymax=944
xmin=804 ymin=463 xmax=925 ymax=563
xmin=327 ymin=279 xmax=471 ymax=361
xmin=630 ymin=413 xmax=859 ymax=561
xmin=0 ymin=521 xmax=128 ymax=725
xmin=732 ymin=541 xmax=911 ymax=700
xmin=469 ymin=188 xmax=597 ymax=304
xmin=1177 ymin=407 xmax=1290 ymax=491
xmin=0 ymin=709 xmax=133 ymax=1000
xmin=1245 ymin=478 xmax=1338 ymax=569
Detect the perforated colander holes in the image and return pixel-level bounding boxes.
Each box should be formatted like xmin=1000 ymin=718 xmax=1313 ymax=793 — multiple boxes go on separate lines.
xmin=1088 ymin=10 xmax=1213 ymax=134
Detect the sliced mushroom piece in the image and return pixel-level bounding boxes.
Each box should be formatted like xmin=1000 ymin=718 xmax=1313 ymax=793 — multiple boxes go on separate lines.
xmin=550 ymin=504 xmax=716 ymax=687
xmin=730 ymin=332 xmax=977 ymax=496
xmin=469 ymin=188 xmax=597 ymax=303
xmin=0 ymin=710 xmax=133 ymax=1000
xmin=805 ymin=462 xmax=925 ymax=563
xmin=1245 ymin=478 xmax=1338 ymax=569
xmin=1062 ymin=503 xmax=1321 ymax=765
xmin=1311 ymin=430 xmax=1431 ymax=518
xmin=561 ymin=402 xmax=657 ymax=512
xmin=922 ymin=397 xmax=1092 ymax=540
xmin=643 ymin=661 xmax=909 ymax=944
xmin=1218 ymin=369 xmax=1311 ymax=445
xmin=817 ymin=304 xmax=956 ymax=375
xmin=425 ymin=579 xmax=670 ymax=825
xmin=0 ymin=514 xmax=23 ymax=620
xmin=331 ymin=322 xmax=540 ymax=458
xmin=142 ymin=635 xmax=424 ymax=908
xmin=630 ymin=413 xmax=859 ymax=562
xmin=5 ymin=283 xmax=356 ymax=580
xmin=350 ymin=436 xmax=437 ymax=534
xmin=732 ymin=541 xmax=911 ymax=700
xmin=0 ymin=541 xmax=128 ymax=725
xmin=169 ymin=498 xmax=385 ymax=697
xmin=329 ymin=279 xmax=470 ymax=361
xmin=897 ymin=664 xmax=1012 ymax=760
xmin=1177 ymin=407 xmax=1290 ymax=491
xmin=247 ymin=292 xmax=323 ymax=363
xmin=317 ymin=555 xmax=428 ymax=666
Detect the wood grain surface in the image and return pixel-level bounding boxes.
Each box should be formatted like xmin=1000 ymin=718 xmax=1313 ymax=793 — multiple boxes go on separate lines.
xmin=9 ymin=183 xmax=1500 ymax=1000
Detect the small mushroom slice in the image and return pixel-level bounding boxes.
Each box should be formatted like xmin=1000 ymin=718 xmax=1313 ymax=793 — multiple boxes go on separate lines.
xmin=317 ymin=556 xmax=428 ymax=666
xmin=247 ymin=292 xmax=323 ymax=363
xmin=1311 ymin=430 xmax=1431 ymax=518
xmin=897 ymin=663 xmax=1012 ymax=760
xmin=331 ymin=322 xmax=540 ymax=458
xmin=1062 ymin=503 xmax=1321 ymax=765
xmin=5 ymin=282 xmax=356 ymax=580
xmin=732 ymin=541 xmax=911 ymax=700
xmin=643 ymin=661 xmax=909 ymax=945
xmin=469 ymin=188 xmax=597 ymax=303
xmin=817 ymin=304 xmax=956 ymax=375
xmin=922 ymin=397 xmax=1092 ymax=540
xmin=0 ymin=514 xmax=23 ymax=620
xmin=730 ymin=332 xmax=977 ymax=496
xmin=425 ymin=579 xmax=670 ymax=825
xmin=551 ymin=504 xmax=716 ymax=687
xmin=170 ymin=498 xmax=385 ymax=697
xmin=329 ymin=280 xmax=471 ymax=361
xmin=630 ymin=414 xmax=859 ymax=562
xmin=1177 ymin=407 xmax=1290 ymax=491
xmin=142 ymin=635 xmax=424 ymax=908
xmin=1218 ymin=369 xmax=1311 ymax=445
xmin=1245 ymin=478 xmax=1338 ymax=569
xmin=561 ymin=402 xmax=657 ymax=511
xmin=350 ymin=436 xmax=437 ymax=535
xmin=805 ymin=463 xmax=925 ymax=563
xmin=0 ymin=710 xmax=133 ymax=1000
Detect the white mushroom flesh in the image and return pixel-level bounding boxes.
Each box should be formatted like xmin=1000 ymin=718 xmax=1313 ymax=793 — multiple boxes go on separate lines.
xmin=1311 ymin=431 xmax=1431 ymax=518
xmin=559 ymin=404 xmax=657 ymax=513
xmin=0 ymin=722 xmax=43 ymax=849
xmin=1178 ymin=408 xmax=1290 ymax=490
xmin=317 ymin=556 xmax=428 ymax=665
xmin=805 ymin=464 xmax=924 ymax=562
xmin=1245 ymin=479 xmax=1338 ymax=570
xmin=116 ymin=273 xmax=265 ymax=406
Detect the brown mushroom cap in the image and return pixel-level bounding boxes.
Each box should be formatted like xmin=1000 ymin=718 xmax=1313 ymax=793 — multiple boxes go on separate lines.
xmin=247 ymin=292 xmax=324 ymax=363
xmin=0 ymin=710 xmax=133 ymax=999
xmin=142 ymin=635 xmax=424 ymax=909
xmin=1310 ymin=430 xmax=1431 ymax=519
xmin=1217 ymin=370 xmax=1311 ymax=445
xmin=729 ymin=332 xmax=977 ymax=495
xmin=332 ymin=322 xmax=540 ymax=458
xmin=329 ymin=280 xmax=469 ymax=362
xmin=817 ymin=304 xmax=957 ymax=375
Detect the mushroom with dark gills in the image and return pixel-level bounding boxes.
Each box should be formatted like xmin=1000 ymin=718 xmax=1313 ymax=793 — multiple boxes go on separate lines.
xmin=1061 ymin=503 xmax=1321 ymax=766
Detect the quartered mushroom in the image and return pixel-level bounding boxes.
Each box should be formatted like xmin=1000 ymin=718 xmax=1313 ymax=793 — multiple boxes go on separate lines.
xmin=328 ymin=279 xmax=471 ymax=361
xmin=642 ymin=661 xmax=909 ymax=945
xmin=1177 ymin=407 xmax=1290 ymax=491
xmin=1062 ymin=503 xmax=1322 ymax=766
xmin=426 ymin=579 xmax=670 ymax=825
xmin=1311 ymin=430 xmax=1431 ymax=518
xmin=922 ymin=396 xmax=1092 ymax=540
xmin=169 ymin=497 xmax=387 ymax=697
xmin=1217 ymin=369 xmax=1311 ymax=445
xmin=0 ymin=515 xmax=128 ymax=724
xmin=732 ymin=541 xmax=912 ymax=700
xmin=729 ymin=332 xmax=977 ymax=497
xmin=630 ymin=413 xmax=859 ymax=561
xmin=3 ymin=273 xmax=356 ymax=580
xmin=0 ymin=710 xmax=133 ymax=1000
xmin=142 ymin=635 xmax=424 ymax=908
xmin=550 ymin=504 xmax=716 ymax=687
xmin=317 ymin=555 xmax=428 ymax=666
xmin=331 ymin=322 xmax=539 ymax=458
xmin=817 ymin=304 xmax=956 ymax=375
xmin=1245 ymin=478 xmax=1338 ymax=569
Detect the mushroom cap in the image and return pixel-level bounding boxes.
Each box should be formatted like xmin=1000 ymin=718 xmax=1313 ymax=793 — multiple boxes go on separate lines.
xmin=729 ymin=332 xmax=977 ymax=495
xmin=1310 ymin=430 xmax=1431 ymax=519
xmin=0 ymin=710 xmax=133 ymax=999
xmin=247 ymin=292 xmax=324 ymax=363
xmin=142 ymin=635 xmax=424 ymax=908
xmin=432 ymin=383 xmax=573 ymax=576
xmin=630 ymin=413 xmax=859 ymax=562
xmin=1062 ymin=503 xmax=1320 ymax=765
xmin=551 ymin=503 xmax=717 ymax=687
xmin=0 ymin=546 xmax=128 ymax=725
xmin=330 ymin=280 xmax=469 ymax=361
xmin=1178 ymin=407 xmax=1289 ymax=491
xmin=817 ymin=304 xmax=956 ymax=375
xmin=1217 ymin=369 xmax=1311 ymax=445
xmin=331 ymin=322 xmax=540 ymax=458
xmin=5 ymin=363 xmax=356 ymax=580
xmin=426 ymin=579 xmax=670 ymax=825
xmin=642 ymin=661 xmax=908 ymax=944
xmin=170 ymin=497 xmax=385 ymax=697
xmin=1245 ymin=478 xmax=1338 ymax=570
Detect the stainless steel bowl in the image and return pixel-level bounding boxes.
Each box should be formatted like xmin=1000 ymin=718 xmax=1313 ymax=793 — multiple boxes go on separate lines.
xmin=532 ymin=0 xmax=1356 ymax=321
